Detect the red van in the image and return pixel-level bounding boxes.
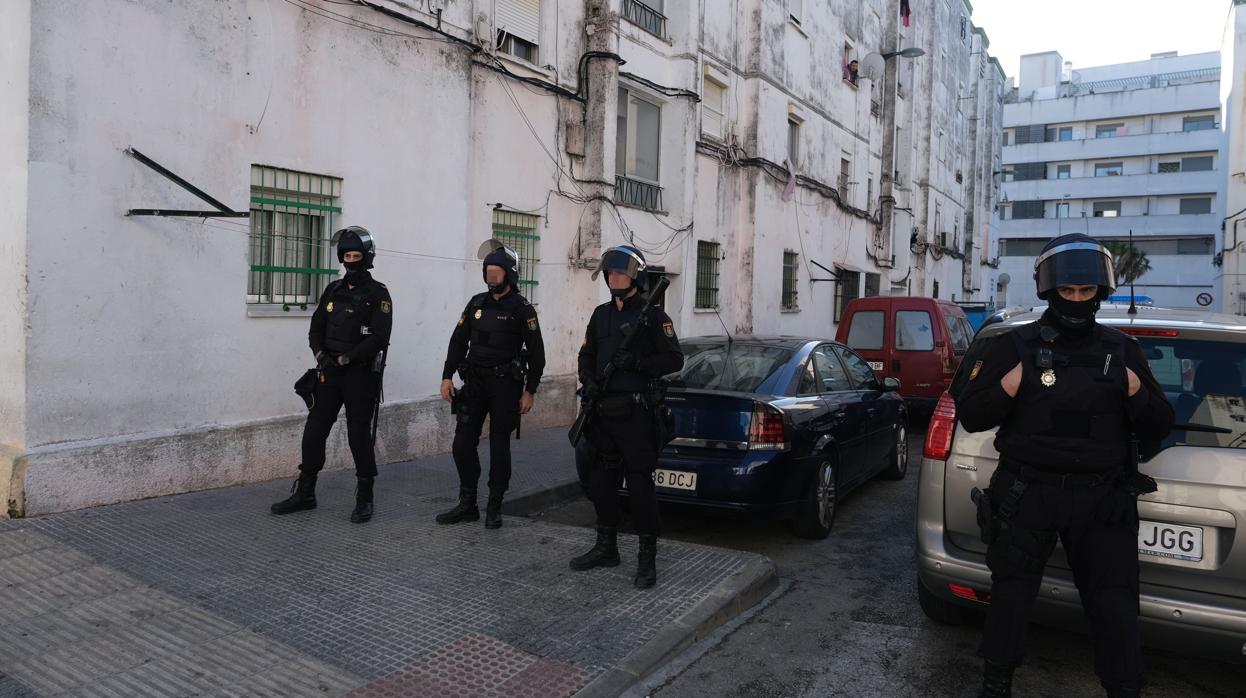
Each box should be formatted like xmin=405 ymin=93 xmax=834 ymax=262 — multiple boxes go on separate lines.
xmin=834 ymin=296 xmax=974 ymax=411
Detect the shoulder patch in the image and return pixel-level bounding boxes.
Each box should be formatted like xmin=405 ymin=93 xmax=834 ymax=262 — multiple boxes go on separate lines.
xmin=969 ymin=360 xmax=983 ymax=381
xmin=662 ymin=322 xmax=675 ymax=338
xmin=527 ymin=316 xmax=539 ymax=331
xmin=380 ymin=300 xmax=391 ymax=314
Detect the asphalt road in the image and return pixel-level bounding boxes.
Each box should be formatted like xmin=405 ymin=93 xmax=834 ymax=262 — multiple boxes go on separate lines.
xmin=533 ymin=428 xmax=1246 ymax=698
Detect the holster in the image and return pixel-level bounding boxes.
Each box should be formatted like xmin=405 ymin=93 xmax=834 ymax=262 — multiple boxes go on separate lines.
xmin=971 ymin=487 xmax=998 ymax=545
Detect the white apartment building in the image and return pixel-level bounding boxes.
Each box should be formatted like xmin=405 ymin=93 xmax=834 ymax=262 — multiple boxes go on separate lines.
xmin=995 ymin=50 xmax=1222 ymax=310
xmin=1220 ymin=0 xmax=1246 ymax=316
xmin=1 ymin=0 xmax=1002 ymax=515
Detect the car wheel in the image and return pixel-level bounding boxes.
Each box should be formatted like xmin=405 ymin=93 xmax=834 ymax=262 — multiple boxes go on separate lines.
xmin=917 ymin=575 xmax=974 ymax=626
xmin=878 ymin=423 xmax=909 ymax=480
xmin=792 ymin=455 xmax=837 ymax=539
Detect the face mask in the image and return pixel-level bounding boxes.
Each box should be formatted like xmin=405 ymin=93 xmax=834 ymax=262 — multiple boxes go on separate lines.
xmin=610 ymin=286 xmax=632 ymax=298
xmin=1049 ymin=294 xmax=1098 ymax=334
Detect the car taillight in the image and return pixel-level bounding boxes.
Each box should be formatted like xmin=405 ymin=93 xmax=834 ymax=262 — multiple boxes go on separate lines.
xmin=948 ymin=583 xmax=991 ymax=603
xmin=1120 ymin=328 xmax=1179 ymax=337
xmin=748 ymin=403 xmax=789 ymax=451
xmin=939 ymin=342 xmax=953 ymax=378
xmin=922 ymin=391 xmax=957 ymax=461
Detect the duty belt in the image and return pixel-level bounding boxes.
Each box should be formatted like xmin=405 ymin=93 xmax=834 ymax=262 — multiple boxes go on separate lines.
xmin=998 ymin=461 xmax=1116 ymax=489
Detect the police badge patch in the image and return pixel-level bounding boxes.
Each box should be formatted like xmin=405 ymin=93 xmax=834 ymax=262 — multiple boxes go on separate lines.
xmin=474 ymin=309 xmax=483 ymax=320
xmin=969 ymin=360 xmax=982 ymax=381
xmin=527 ymin=316 xmax=538 ymax=331
xmin=662 ymin=322 xmax=675 ymax=338
xmin=380 ymin=300 xmax=391 ymax=314
xmin=326 ymin=302 xmax=334 ymax=313
xmin=1040 ymin=369 xmax=1057 ymax=387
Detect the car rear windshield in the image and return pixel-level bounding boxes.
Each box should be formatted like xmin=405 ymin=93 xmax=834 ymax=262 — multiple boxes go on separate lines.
xmin=845 ymin=310 xmax=884 ymax=350
xmin=951 ymin=330 xmax=1245 ymax=451
xmin=674 ymin=342 xmax=794 ymax=393
xmin=1138 ymin=337 xmax=1245 ymax=451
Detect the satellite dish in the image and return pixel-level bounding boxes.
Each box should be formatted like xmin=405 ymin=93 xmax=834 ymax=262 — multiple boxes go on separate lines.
xmin=998 ymin=273 xmax=1011 ymax=287
xmin=860 ymin=53 xmax=886 ymax=82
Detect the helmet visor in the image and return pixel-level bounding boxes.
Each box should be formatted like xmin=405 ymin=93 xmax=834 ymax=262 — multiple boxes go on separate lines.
xmin=477 ymin=239 xmax=517 ymax=262
xmin=592 ymin=247 xmax=647 ymax=281
xmin=332 ymin=227 xmax=373 ymax=252
xmin=1034 ymin=242 xmax=1116 ymax=296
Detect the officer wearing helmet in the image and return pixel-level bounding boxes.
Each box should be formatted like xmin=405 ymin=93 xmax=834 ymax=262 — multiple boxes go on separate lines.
xmin=956 ymin=234 xmax=1173 ymax=697
xmin=272 ymin=226 xmax=393 ymax=524
xmin=570 ymin=245 xmax=683 ymax=589
xmin=436 ymin=239 xmax=546 ymax=529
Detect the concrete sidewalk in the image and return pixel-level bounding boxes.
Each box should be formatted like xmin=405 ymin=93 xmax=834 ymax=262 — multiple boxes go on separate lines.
xmin=0 ymin=427 xmax=776 ymax=697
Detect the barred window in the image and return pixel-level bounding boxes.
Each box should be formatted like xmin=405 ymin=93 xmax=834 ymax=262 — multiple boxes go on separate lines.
xmin=834 ymin=269 xmax=860 ymax=322
xmin=695 ymin=240 xmax=721 ymax=309
xmin=782 ymin=251 xmax=799 ymax=310
xmin=622 ymin=0 xmax=666 ymax=38
xmin=491 ymin=209 xmax=541 ymax=302
xmin=248 ymin=166 xmax=341 ymax=309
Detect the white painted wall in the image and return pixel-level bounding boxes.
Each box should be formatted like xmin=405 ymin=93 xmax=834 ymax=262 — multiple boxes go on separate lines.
xmin=0 ymin=0 xmax=30 ymax=453
xmin=1220 ymin=4 xmax=1246 ymax=316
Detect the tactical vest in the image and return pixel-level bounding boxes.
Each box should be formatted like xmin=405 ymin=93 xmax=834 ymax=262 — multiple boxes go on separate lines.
xmin=595 ymin=302 xmax=651 ymax=394
xmin=323 ymin=280 xmax=383 ymax=354
xmin=995 ymin=323 xmax=1131 ymax=473
xmin=465 ymin=293 xmax=525 ymax=366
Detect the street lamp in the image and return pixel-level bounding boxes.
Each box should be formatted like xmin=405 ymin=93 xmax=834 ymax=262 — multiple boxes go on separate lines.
xmin=882 ymin=47 xmax=925 ymax=60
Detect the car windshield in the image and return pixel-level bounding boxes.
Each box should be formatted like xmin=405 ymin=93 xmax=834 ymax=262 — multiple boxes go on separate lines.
xmin=673 ymin=342 xmax=794 ymax=393
xmin=1138 ymin=337 xmax=1245 ymax=451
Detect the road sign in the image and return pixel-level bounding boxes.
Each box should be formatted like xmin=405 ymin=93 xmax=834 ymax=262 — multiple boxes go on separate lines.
xmin=1196 ymin=292 xmax=1213 ymax=307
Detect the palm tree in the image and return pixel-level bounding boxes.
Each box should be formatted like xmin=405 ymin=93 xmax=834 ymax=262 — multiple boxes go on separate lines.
xmin=1103 ymin=241 xmax=1152 ymax=285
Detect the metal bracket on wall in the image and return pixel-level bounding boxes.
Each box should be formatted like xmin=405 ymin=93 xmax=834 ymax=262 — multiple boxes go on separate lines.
xmin=124 ymin=147 xmax=250 ymax=218
xmin=809 ymin=259 xmax=840 ymax=283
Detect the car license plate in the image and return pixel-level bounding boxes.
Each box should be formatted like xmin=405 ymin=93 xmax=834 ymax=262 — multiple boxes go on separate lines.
xmin=623 ymin=469 xmax=697 ymax=491
xmin=1138 ymin=520 xmax=1203 ymax=562
xmin=868 ymin=361 xmax=884 ymax=372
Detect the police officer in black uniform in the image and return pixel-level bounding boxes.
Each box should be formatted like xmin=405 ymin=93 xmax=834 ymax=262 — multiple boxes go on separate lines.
xmin=436 ymin=240 xmax=546 ymax=529
xmin=957 ymin=234 xmax=1174 ymax=697
xmin=272 ymin=226 xmax=393 ymax=523
xmin=570 ymin=245 xmax=684 ymax=589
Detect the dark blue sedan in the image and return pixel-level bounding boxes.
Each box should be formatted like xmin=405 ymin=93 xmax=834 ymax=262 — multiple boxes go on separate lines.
xmin=578 ymin=336 xmax=909 ymax=539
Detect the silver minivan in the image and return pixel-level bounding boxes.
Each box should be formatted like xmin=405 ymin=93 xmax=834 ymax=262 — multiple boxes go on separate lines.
xmin=915 ymin=305 xmax=1246 ymax=661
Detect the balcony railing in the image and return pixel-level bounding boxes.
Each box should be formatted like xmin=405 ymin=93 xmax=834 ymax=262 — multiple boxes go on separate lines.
xmin=622 ymin=0 xmax=667 ymax=38
xmin=616 ymin=175 xmax=663 ymax=211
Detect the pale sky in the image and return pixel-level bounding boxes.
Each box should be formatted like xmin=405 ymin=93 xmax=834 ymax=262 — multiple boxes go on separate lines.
xmin=968 ymin=0 xmax=1229 ymax=79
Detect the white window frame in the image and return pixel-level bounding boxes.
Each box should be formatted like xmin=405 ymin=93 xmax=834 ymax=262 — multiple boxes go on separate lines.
xmin=496 ymin=0 xmax=541 ymax=63
xmin=787 ymin=0 xmax=803 ymax=26
xmin=616 ymin=86 xmax=663 ymax=185
xmin=701 ymin=76 xmax=726 ymax=139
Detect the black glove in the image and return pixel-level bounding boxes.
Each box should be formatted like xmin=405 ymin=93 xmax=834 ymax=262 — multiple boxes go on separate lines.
xmin=316 ymin=352 xmax=334 ymax=372
xmin=611 ymin=349 xmax=643 ymax=372
xmin=580 ymin=375 xmax=603 ymax=402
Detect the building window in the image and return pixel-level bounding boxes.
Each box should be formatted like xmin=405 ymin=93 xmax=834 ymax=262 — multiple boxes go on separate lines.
xmin=834 ymin=268 xmax=859 ymax=321
xmin=1182 ymin=155 xmax=1213 ymax=172
xmin=1056 ymin=202 xmax=1070 ymax=218
xmin=839 ymin=157 xmax=851 ymax=196
xmin=1094 ymin=162 xmax=1123 ymax=177
xmin=248 ymin=166 xmax=341 ymax=308
xmin=622 ymin=0 xmax=666 ymax=37
xmin=1001 ymin=131 xmax=1011 ymax=146
xmin=1158 ymin=161 xmax=1180 ymax=174
xmin=1014 ymin=125 xmax=1045 ymax=145
xmin=701 ymin=76 xmax=726 ymax=139
xmin=959 ymin=16 xmax=967 ymax=41
xmin=1095 ymin=123 xmax=1125 ymax=138
xmin=1177 ymin=237 xmax=1213 ymax=255
xmin=843 ymin=45 xmax=858 ymax=85
xmin=495 ymin=0 xmax=541 ymax=63
xmin=1179 ymin=197 xmax=1212 ymax=215
xmin=1056 ymin=164 xmax=1071 ymax=179
xmin=491 ymin=209 xmax=541 ymax=302
xmin=782 ymin=251 xmax=799 ymax=310
xmin=1182 ymin=115 xmax=1216 ymax=132
xmin=695 ymin=241 xmax=721 ymax=309
xmin=787 ymin=117 xmax=801 ymax=168
xmin=864 ymin=272 xmax=881 ymax=297
xmin=1013 ymin=162 xmax=1046 ymax=181
xmin=616 ymin=87 xmax=663 ymax=210
xmin=787 ymin=0 xmax=803 ymax=26
xmin=1012 ymin=200 xmax=1045 ymax=219
xmin=1045 ymin=126 xmax=1072 ymax=142
xmin=1000 ymin=238 xmax=1048 ymax=257
xmin=1093 ymin=201 xmax=1121 ymax=217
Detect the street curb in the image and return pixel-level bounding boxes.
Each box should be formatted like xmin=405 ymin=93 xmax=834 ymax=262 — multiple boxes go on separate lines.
xmin=572 ymin=554 xmax=779 ymax=698
xmin=501 ymin=480 xmax=584 ymax=517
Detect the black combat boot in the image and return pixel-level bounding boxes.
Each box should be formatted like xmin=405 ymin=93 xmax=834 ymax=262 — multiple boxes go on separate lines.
xmin=484 ymin=491 xmax=504 ymax=530
xmin=350 ymin=477 xmax=374 ymax=523
xmin=979 ymin=659 xmax=1015 ymax=698
xmin=270 ymin=474 xmax=317 ymax=515
xmin=435 ymin=488 xmax=479 ymax=524
xmin=569 ymin=526 xmax=620 ymax=570
xmin=634 ymin=534 xmax=657 ymax=589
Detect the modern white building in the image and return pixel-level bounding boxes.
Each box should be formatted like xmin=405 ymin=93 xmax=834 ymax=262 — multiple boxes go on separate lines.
xmin=0 ymin=0 xmax=1002 ymax=516
xmin=995 ymin=50 xmax=1222 ymax=310
xmin=1220 ymin=1 xmax=1246 ymax=316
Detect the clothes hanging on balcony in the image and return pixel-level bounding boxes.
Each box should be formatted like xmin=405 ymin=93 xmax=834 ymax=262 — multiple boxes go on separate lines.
xmin=901 ymin=0 xmax=912 ymax=27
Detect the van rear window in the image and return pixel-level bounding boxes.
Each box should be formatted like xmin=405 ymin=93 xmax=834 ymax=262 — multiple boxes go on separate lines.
xmin=845 ymin=310 xmax=884 ymax=350
xmin=1139 ymin=338 xmax=1245 ymax=451
xmin=895 ymin=311 xmax=934 ymax=351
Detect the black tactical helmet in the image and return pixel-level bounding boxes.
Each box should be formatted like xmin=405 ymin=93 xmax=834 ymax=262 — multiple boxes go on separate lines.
xmin=332 ymin=226 xmax=376 ymax=268
xmin=592 ymin=244 xmax=649 ymax=290
xmin=477 ymin=239 xmax=520 ymax=290
xmin=1033 ymin=233 xmax=1115 ymax=301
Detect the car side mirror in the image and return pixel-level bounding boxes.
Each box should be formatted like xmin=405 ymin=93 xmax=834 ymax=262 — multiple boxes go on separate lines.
xmin=882 ymin=376 xmax=901 ymax=391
